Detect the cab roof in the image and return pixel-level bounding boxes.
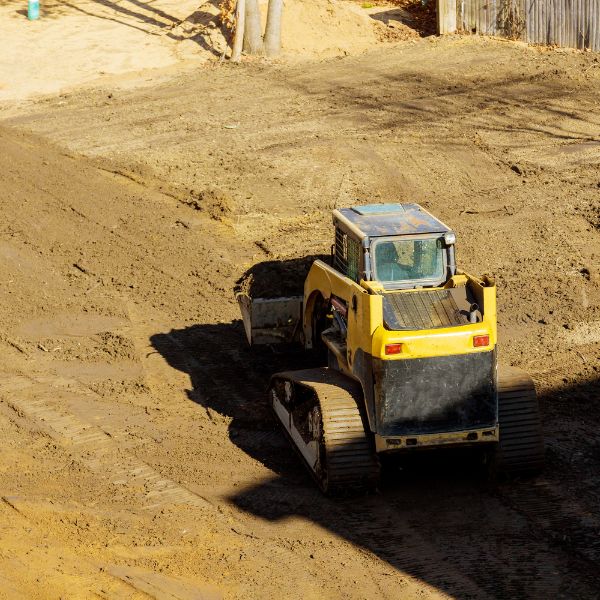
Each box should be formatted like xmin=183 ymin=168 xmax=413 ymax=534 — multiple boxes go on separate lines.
xmin=333 ymin=203 xmax=451 ymax=239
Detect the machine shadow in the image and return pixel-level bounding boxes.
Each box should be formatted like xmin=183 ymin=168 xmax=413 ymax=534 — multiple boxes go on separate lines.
xmin=151 ymin=256 xmax=331 ymax=479
xmin=226 ymin=373 xmax=600 ymax=598
xmin=150 ymin=318 xmax=318 ymax=480
xmin=149 ymin=313 xmax=600 ymax=598
xmin=150 ymin=318 xmax=496 ymax=596
xmin=150 ymin=252 xmax=600 ymax=597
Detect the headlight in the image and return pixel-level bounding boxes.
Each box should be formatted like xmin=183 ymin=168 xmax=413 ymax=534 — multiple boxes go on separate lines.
xmin=444 ymin=232 xmax=456 ymax=246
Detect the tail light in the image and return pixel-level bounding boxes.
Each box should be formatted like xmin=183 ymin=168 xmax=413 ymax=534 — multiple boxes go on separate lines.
xmin=385 ymin=343 xmax=403 ymax=355
xmin=473 ymin=335 xmax=490 ymax=348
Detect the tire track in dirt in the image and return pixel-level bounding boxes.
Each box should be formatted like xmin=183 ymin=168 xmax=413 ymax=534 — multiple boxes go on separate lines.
xmin=2 ymin=40 xmax=600 ymax=598
xmin=383 ymin=488 xmax=597 ymax=599
xmin=499 ymin=473 xmax=600 ymax=567
xmin=0 ymin=375 xmax=212 ymax=512
xmin=146 ymin=320 xmax=600 ymax=598
xmin=146 ymin=326 xmax=494 ymax=596
xmin=0 ymin=368 xmax=386 ymax=599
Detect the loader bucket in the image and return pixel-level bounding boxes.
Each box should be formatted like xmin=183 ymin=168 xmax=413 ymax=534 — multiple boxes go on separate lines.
xmin=237 ymin=293 xmax=303 ymax=345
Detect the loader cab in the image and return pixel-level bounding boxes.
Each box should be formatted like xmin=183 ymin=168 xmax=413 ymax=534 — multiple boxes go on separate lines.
xmin=332 ymin=203 xmax=456 ymax=290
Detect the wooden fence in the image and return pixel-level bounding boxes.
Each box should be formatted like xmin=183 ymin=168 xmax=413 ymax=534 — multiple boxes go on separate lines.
xmin=437 ymin=0 xmax=600 ymax=51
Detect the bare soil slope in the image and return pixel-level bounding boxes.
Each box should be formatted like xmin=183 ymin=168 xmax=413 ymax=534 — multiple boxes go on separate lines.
xmin=1 ymin=37 xmax=599 ymax=598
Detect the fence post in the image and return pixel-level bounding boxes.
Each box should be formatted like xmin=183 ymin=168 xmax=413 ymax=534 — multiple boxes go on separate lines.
xmin=437 ymin=0 xmax=457 ymax=33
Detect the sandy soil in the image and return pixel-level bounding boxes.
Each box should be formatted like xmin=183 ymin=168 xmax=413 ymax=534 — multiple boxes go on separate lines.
xmin=0 ymin=12 xmax=599 ymax=600
xmin=0 ymin=0 xmax=414 ymax=103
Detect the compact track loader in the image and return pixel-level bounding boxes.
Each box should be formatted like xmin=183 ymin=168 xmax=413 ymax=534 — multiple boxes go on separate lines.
xmin=237 ymin=204 xmax=544 ymax=494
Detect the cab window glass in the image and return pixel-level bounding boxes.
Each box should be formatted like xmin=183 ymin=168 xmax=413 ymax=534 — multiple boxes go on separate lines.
xmin=374 ymin=237 xmax=444 ymax=284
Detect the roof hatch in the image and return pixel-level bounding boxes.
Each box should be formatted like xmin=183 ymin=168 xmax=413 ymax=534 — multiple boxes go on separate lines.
xmin=351 ymin=204 xmax=405 ymax=216
xmin=334 ymin=203 xmax=451 ymax=239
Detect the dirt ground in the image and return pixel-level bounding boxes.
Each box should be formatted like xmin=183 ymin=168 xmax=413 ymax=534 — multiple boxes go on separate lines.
xmin=0 ymin=0 xmax=415 ymax=103
xmin=1 ymin=3 xmax=600 ymax=598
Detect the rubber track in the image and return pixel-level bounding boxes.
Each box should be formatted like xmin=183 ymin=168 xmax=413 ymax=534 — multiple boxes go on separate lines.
xmin=497 ymin=365 xmax=545 ymax=475
xmin=271 ymin=368 xmax=380 ymax=495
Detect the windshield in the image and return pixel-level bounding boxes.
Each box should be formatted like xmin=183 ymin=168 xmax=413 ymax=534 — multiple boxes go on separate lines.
xmin=373 ymin=236 xmax=445 ymax=286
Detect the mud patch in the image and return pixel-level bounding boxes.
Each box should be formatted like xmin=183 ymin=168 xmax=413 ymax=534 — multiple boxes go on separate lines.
xmin=25 ymin=332 xmax=138 ymax=365
xmin=582 ymin=203 xmax=600 ymax=230
xmin=87 ymin=378 xmax=150 ymax=398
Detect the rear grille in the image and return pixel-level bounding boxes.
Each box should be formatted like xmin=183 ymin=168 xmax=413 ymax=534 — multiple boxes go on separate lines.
xmin=383 ymin=289 xmax=468 ymax=330
xmin=373 ymin=351 xmax=497 ymax=436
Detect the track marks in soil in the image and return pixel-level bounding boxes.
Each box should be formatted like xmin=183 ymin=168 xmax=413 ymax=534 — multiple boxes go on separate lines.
xmin=499 ymin=478 xmax=600 ymax=567
xmin=1 ymin=39 xmax=600 ymax=598
xmin=106 ymin=565 xmax=223 ymax=600
xmin=0 ymin=375 xmax=212 ymax=512
xmin=155 ymin=323 xmax=600 ymax=598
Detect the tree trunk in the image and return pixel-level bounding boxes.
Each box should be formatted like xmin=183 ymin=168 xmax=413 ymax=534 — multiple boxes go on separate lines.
xmin=243 ymin=0 xmax=263 ymax=55
xmin=231 ymin=0 xmax=245 ymax=62
xmin=263 ymin=0 xmax=283 ymax=57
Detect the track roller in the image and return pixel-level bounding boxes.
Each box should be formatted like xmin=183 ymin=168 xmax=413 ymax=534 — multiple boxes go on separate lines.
xmin=269 ymin=367 xmax=380 ymax=495
xmin=496 ymin=365 xmax=545 ymax=476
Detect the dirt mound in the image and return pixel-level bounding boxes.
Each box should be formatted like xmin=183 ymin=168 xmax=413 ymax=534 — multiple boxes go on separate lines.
xmin=0 ymin=0 xmax=419 ymax=104
xmin=173 ymin=0 xmax=411 ymax=60
xmin=235 ymin=255 xmax=330 ymax=298
xmin=279 ymin=0 xmax=379 ymax=56
xmin=183 ymin=187 xmax=234 ymax=220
